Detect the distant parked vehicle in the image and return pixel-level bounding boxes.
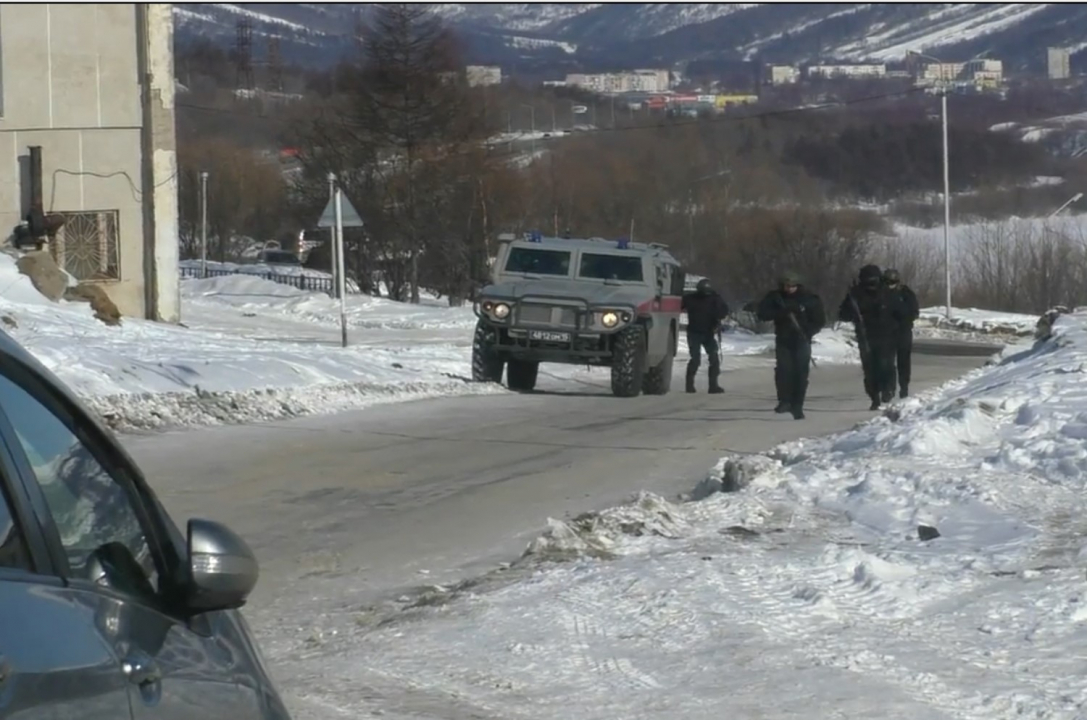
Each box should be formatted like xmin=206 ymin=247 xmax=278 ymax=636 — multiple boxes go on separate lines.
xmin=0 ymin=328 xmax=292 ymax=719
xmin=256 ymin=249 xmax=302 ymax=266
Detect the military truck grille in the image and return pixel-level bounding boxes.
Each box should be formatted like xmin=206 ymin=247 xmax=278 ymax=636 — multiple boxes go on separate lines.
xmin=518 ymin=303 xmax=552 ymax=324
xmin=517 ymin=303 xmax=579 ymax=328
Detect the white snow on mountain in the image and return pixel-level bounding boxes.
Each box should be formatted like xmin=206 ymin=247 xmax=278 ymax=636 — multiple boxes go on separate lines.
xmin=838 ymin=2 xmax=1052 ymax=61
xmin=430 ymin=3 xmax=601 ymax=32
xmin=505 ymin=35 xmax=578 ymax=54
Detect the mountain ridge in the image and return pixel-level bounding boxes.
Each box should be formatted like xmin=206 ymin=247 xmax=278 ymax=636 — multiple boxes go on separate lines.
xmin=175 ymin=3 xmax=1087 ymax=73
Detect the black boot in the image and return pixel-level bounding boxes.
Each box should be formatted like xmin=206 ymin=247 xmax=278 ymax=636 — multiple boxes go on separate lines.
xmin=708 ymin=371 xmax=723 ymax=394
xmin=791 ymin=382 xmax=808 ymax=419
xmin=899 ymin=384 xmax=909 ymax=399
xmin=880 ymin=389 xmax=894 ymax=404
xmin=686 ymin=364 xmax=697 ymax=393
xmin=774 ymin=402 xmax=791 ymax=413
xmin=869 ymin=396 xmax=880 ymax=411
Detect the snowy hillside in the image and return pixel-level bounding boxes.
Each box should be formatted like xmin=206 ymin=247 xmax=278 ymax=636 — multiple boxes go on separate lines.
xmin=274 ymin=309 xmax=1087 ymax=719
xmin=177 ymin=3 xmax=1087 ymax=71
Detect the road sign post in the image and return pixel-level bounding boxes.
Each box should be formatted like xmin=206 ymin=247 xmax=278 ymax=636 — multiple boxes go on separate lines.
xmin=317 ymin=179 xmax=366 ymax=349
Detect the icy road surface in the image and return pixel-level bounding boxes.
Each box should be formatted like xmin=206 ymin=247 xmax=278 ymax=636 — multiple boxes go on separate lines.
xmin=123 ymin=342 xmax=993 ymax=719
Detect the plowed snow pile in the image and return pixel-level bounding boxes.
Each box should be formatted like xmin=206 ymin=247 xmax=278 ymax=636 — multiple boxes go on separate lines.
xmin=276 ymin=311 xmax=1087 ymax=720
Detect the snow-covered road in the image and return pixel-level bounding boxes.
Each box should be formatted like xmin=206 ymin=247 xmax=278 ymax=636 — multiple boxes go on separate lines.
xmin=122 ymin=345 xmax=992 ymax=720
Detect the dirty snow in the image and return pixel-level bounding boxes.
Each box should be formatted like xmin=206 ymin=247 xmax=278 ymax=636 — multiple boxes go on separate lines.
xmin=277 ymin=309 xmax=1087 ymax=720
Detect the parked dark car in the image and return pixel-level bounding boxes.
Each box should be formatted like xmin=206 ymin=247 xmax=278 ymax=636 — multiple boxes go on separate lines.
xmin=0 ymin=329 xmax=291 ymax=719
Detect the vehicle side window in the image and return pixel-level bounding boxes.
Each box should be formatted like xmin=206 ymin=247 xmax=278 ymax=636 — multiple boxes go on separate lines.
xmin=670 ymin=268 xmax=686 ymax=296
xmin=0 ymin=477 xmax=31 ymax=572
xmin=0 ymin=373 xmax=159 ymax=598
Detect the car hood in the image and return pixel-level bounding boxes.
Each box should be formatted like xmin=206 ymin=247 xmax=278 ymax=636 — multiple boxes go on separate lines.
xmin=483 ymin=280 xmax=648 ymax=307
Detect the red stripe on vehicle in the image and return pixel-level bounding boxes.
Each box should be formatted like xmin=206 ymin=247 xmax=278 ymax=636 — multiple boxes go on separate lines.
xmin=637 ymin=296 xmax=683 ymax=314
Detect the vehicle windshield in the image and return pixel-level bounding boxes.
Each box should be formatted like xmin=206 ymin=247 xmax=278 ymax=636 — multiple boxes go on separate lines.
xmin=578 ymin=253 xmax=644 ymax=282
xmin=504 ymin=247 xmax=572 ymax=276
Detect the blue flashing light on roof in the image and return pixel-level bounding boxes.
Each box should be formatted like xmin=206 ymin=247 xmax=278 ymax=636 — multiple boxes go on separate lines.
xmin=616 ymin=237 xmax=630 ymax=249
xmin=528 ymin=230 xmax=543 ymax=243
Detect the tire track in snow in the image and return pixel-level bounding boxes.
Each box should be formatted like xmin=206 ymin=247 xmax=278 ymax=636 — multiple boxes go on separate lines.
xmin=701 ymin=540 xmax=1079 ymax=719
xmin=556 ymin=583 xmax=663 ymax=693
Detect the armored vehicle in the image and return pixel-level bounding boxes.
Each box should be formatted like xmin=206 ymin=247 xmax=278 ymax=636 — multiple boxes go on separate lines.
xmin=472 ymin=233 xmax=685 ymax=397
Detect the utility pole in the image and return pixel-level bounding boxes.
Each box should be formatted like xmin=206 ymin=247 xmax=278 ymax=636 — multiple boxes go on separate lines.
xmin=333 ymin=181 xmax=348 ymax=348
xmin=327 ymin=172 xmax=338 ymax=290
xmin=941 ymin=87 xmax=951 ymax=320
xmin=199 ymin=171 xmax=208 ymax=278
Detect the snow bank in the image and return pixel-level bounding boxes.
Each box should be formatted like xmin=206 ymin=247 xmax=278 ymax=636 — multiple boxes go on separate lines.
xmin=916 ymin=306 xmax=1040 ymax=339
xmin=330 ymin=311 xmax=1087 ymax=719
xmin=181 ymin=275 xmax=477 ymax=331
xmin=0 ymin=260 xmax=500 ymax=431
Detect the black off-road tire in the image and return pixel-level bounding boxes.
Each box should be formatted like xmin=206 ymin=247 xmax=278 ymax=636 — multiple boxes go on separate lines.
xmin=472 ymin=320 xmax=504 ymax=383
xmin=507 ymin=359 xmax=539 ymax=392
xmin=642 ymin=333 xmax=674 ymax=395
xmin=611 ymin=325 xmax=647 ymax=398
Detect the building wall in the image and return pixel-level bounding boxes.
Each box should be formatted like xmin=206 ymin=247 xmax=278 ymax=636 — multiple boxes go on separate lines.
xmin=1048 ymin=47 xmax=1071 ymax=80
xmin=0 ymin=3 xmax=178 ymax=321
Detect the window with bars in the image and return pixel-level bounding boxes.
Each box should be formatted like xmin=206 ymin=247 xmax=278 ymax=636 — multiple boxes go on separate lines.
xmin=49 ymin=210 xmax=121 ymax=281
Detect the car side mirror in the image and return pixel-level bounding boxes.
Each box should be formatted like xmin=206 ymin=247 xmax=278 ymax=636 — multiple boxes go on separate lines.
xmin=185 ymin=518 xmax=259 ymax=613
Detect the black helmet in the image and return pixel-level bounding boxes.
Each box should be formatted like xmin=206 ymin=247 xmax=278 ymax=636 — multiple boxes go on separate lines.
xmin=859 ymin=264 xmax=882 ymax=287
xmin=883 ymin=268 xmax=900 ymax=284
xmin=779 ymin=270 xmax=801 ymax=287
xmin=696 ymin=278 xmax=712 ymax=294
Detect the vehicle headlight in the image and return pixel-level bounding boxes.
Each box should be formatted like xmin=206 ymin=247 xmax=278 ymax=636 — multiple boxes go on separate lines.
xmin=493 ymin=303 xmax=511 ymax=319
xmin=600 ymin=311 xmax=620 ymax=328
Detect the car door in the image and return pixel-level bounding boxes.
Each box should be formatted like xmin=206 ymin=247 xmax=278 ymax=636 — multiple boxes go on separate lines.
xmin=0 ymin=363 xmax=266 ymax=720
xmin=0 ymin=416 xmax=134 ymax=720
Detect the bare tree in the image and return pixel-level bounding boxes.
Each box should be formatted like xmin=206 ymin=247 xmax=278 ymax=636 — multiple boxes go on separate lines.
xmin=178 ymin=138 xmax=288 ymax=261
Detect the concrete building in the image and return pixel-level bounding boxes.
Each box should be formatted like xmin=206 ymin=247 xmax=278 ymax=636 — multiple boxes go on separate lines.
xmin=807 ymin=64 xmax=887 ymax=80
xmin=0 ymin=3 xmax=179 ymax=322
xmin=916 ymin=62 xmax=966 ymax=85
xmin=466 ymin=65 xmax=502 ymax=87
xmin=630 ymin=69 xmax=670 ymax=93
xmin=1048 ymin=47 xmax=1071 ymax=80
xmin=564 ymin=69 xmax=670 ymax=95
xmin=966 ymin=59 xmax=1004 ymax=88
xmin=766 ymin=65 xmax=800 ymax=85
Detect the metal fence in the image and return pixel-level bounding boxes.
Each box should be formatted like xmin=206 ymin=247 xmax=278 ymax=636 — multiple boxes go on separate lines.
xmin=179 ymin=265 xmax=341 ymax=295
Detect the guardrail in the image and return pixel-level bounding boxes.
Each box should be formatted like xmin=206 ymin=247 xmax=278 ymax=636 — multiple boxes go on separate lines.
xmin=179 ymin=265 xmax=352 ymax=296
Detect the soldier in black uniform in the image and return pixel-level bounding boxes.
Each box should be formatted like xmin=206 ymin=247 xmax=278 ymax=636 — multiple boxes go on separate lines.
xmin=838 ymin=264 xmax=905 ymax=410
xmin=682 ymin=278 xmax=730 ymax=394
xmin=756 ymin=271 xmax=826 ymax=420
xmin=882 ymin=268 xmax=920 ymax=398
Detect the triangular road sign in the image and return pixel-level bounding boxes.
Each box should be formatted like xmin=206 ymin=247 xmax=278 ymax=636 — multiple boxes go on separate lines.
xmin=317 ymin=194 xmax=365 ymax=228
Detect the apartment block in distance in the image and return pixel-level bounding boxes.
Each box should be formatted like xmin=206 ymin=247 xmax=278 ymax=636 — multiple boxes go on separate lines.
xmin=1048 ymin=47 xmax=1071 ymax=80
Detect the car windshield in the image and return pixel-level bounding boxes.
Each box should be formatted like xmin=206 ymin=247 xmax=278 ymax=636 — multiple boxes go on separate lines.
xmin=504 ymin=247 xmax=572 ymax=276
xmin=578 ymin=253 xmax=644 ymax=282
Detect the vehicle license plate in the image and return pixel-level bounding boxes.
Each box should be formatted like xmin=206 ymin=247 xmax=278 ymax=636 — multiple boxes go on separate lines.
xmin=529 ymin=330 xmax=571 ymax=342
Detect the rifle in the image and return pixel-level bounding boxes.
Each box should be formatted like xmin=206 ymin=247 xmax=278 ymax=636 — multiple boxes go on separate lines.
xmin=846 ymin=289 xmax=871 ymax=366
xmin=787 ymin=311 xmax=817 ymax=369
